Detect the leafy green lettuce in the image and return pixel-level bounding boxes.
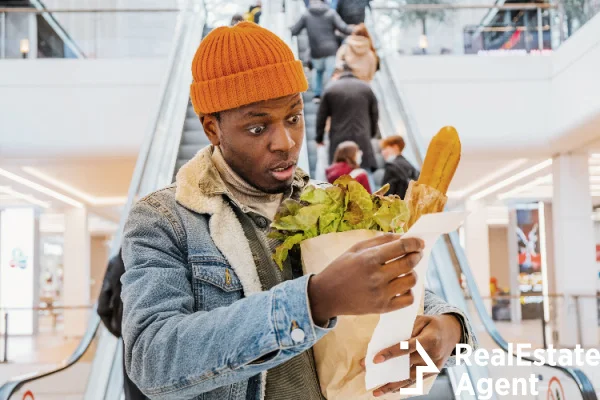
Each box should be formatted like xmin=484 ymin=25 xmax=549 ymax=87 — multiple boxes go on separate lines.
xmin=269 ymin=175 xmax=410 ymax=269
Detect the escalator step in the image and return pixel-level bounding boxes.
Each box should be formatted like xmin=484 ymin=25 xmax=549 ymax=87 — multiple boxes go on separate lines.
xmin=181 ymin=129 xmax=210 ymax=146
xmin=184 ymin=117 xmax=203 ymax=132
xmin=186 ymin=105 xmax=197 ymax=118
xmin=178 ymin=143 xmax=207 ymax=160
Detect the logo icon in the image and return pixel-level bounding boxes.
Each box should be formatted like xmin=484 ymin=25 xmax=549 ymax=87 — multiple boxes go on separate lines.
xmin=399 ymin=340 xmax=440 ymax=395
xmin=547 ymin=376 xmax=565 ymax=400
xmin=9 ymin=248 xmax=28 ymax=270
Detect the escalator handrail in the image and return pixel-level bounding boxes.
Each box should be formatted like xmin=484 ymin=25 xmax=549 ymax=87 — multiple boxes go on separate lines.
xmin=448 ymin=232 xmax=598 ymax=400
xmin=0 ymin=5 xmax=197 ymax=400
xmin=31 ymin=0 xmax=86 ymax=58
xmin=0 ymin=310 xmax=100 ymax=399
xmin=373 ymin=36 xmax=597 ymax=399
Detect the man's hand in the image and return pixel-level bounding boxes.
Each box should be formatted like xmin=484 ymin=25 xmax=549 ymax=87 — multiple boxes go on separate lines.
xmin=366 ymin=314 xmax=463 ymax=397
xmin=308 ymin=235 xmax=423 ymax=326
xmin=316 ymin=142 xmax=325 ymax=147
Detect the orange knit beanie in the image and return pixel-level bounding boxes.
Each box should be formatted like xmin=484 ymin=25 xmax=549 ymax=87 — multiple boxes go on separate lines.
xmin=190 ymin=22 xmax=308 ymax=115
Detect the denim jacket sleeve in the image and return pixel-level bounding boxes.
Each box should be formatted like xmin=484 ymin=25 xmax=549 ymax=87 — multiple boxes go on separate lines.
xmin=121 ymin=199 xmax=335 ymax=399
xmin=424 ymin=289 xmax=478 ymax=366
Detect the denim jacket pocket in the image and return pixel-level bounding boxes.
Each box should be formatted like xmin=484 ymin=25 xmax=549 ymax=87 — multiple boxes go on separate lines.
xmin=192 ymin=261 xmax=244 ymax=310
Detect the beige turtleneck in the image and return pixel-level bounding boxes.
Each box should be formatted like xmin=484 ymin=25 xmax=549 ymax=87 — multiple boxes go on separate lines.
xmin=211 ymin=146 xmax=283 ymax=220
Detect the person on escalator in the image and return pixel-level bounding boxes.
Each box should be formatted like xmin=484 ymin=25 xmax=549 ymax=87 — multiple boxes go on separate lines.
xmin=97 ymin=250 xmax=148 ymax=400
xmin=326 ymin=141 xmax=372 ymax=192
xmin=336 ymin=0 xmax=371 ymax=25
xmin=120 ymin=22 xmax=475 ymax=400
xmin=335 ymin=23 xmax=378 ymax=82
xmin=244 ymin=0 xmax=262 ymax=24
xmin=316 ymin=63 xmax=379 ymax=172
xmin=291 ymin=0 xmax=353 ymax=102
xmin=380 ymin=135 xmax=420 ymax=199
xmin=231 ymin=13 xmax=244 ymax=26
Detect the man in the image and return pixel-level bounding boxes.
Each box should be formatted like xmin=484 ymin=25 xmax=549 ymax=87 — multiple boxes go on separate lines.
xmin=291 ymin=0 xmax=353 ymax=101
xmin=336 ymin=0 xmax=371 ymax=25
xmin=380 ymin=135 xmax=420 ymax=198
xmin=316 ymin=63 xmax=379 ymax=171
xmin=122 ymin=22 xmax=475 ymax=399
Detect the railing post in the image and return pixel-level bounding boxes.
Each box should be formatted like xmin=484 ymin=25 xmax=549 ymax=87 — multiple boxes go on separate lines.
xmin=0 ymin=12 xmax=6 ymax=59
xmin=537 ymin=6 xmax=544 ymax=50
xmin=573 ymin=295 xmax=583 ymax=345
xmin=2 ymin=312 xmax=8 ymax=363
xmin=541 ymin=305 xmax=548 ymax=349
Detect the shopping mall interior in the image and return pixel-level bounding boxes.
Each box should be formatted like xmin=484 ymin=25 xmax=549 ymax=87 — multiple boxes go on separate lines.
xmin=0 ymin=0 xmax=599 ymax=398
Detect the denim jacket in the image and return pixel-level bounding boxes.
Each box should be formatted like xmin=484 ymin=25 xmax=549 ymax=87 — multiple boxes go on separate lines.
xmin=121 ymin=146 xmax=476 ymax=400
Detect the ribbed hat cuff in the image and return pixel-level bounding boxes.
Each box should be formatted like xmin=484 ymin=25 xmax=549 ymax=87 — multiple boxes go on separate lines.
xmin=190 ymin=60 xmax=308 ymax=115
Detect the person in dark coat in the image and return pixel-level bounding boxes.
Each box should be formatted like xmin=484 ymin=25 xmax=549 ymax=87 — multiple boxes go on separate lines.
xmin=291 ymin=0 xmax=353 ymax=99
xmin=380 ymin=135 xmax=420 ymax=198
xmin=316 ymin=63 xmax=379 ymax=171
xmin=98 ymin=250 xmax=148 ymax=400
xmin=336 ymin=0 xmax=371 ymax=25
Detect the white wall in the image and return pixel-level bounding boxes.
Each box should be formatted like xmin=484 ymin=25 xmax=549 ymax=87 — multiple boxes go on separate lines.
xmin=389 ymin=54 xmax=553 ymax=157
xmin=0 ymin=59 xmax=167 ymax=158
xmin=389 ymin=12 xmax=600 ymax=159
xmin=550 ymin=13 xmax=600 ymax=151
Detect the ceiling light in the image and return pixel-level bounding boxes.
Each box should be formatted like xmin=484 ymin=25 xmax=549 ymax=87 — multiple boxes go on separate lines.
xmin=498 ymin=176 xmax=552 ymax=199
xmin=451 ymin=158 xmax=529 ymax=199
xmin=0 ymin=168 xmax=83 ymax=208
xmin=22 ymin=167 xmax=127 ymax=206
xmin=470 ymin=159 xmax=552 ymax=201
xmin=0 ymin=186 xmax=51 ymax=208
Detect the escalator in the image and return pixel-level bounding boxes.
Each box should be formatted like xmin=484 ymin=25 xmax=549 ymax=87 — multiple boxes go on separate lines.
xmin=368 ymin=17 xmax=598 ymax=397
xmin=0 ymin=2 xmax=205 ymax=399
xmin=0 ymin=0 xmax=85 ymax=58
xmin=1 ymin=3 xmax=597 ymax=400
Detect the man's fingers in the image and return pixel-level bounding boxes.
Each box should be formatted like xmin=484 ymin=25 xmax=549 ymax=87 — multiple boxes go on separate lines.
xmin=411 ymin=315 xmax=430 ymax=337
xmin=409 ymin=367 xmax=438 ymax=382
xmin=410 ymin=351 xmax=425 ymax=368
xmin=387 ymin=271 xmax=418 ymax=297
xmin=381 ymin=253 xmax=422 ymax=281
xmin=374 ymin=337 xmax=416 ymax=364
xmin=387 ymin=290 xmax=415 ymax=311
xmin=373 ymin=237 xmax=424 ymax=265
xmin=373 ymin=380 xmax=411 ymax=397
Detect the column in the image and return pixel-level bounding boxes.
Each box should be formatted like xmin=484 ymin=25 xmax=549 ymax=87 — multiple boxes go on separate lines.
xmin=63 ymin=208 xmax=90 ymax=337
xmin=507 ymin=209 xmax=522 ymax=322
xmin=552 ymin=153 xmax=599 ymax=347
xmin=0 ymin=208 xmax=40 ymax=335
xmin=464 ymin=199 xmax=492 ymax=313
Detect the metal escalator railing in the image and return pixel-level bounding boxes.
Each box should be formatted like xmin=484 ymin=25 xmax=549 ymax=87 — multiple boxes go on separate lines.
xmin=268 ymin=0 xmax=311 ymax=175
xmin=371 ymin=60 xmax=482 ymax=400
xmin=31 ymin=0 xmax=86 ymax=58
xmin=369 ymin=19 xmax=597 ymax=397
xmin=0 ymin=2 xmax=205 ymax=399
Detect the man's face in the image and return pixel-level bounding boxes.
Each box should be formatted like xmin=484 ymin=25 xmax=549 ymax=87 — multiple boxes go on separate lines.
xmin=202 ymin=94 xmax=305 ymax=194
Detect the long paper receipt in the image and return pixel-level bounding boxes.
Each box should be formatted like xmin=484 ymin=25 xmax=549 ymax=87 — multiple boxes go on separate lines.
xmin=365 ymin=211 xmax=468 ymax=390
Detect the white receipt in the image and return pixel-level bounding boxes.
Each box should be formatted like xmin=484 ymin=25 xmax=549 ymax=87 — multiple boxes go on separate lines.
xmin=364 ymin=211 xmax=469 ymax=390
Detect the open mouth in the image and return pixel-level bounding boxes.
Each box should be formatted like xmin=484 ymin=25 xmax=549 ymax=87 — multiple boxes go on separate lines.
xmin=270 ymin=162 xmax=297 ymax=181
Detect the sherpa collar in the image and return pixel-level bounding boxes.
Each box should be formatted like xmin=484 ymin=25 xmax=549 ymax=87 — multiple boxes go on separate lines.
xmin=175 ymin=145 xmax=309 ymax=215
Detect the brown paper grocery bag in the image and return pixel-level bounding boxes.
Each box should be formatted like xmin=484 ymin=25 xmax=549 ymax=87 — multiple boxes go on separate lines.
xmin=301 ymin=230 xmax=436 ymax=400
